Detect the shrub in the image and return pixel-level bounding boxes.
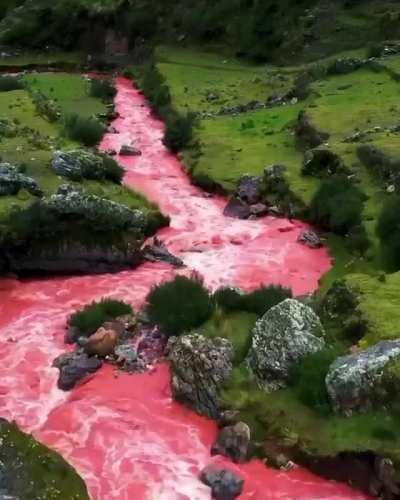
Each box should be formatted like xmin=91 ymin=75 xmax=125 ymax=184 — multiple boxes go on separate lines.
xmin=163 ymin=111 xmax=196 ymax=152
xmin=63 ymin=113 xmax=105 ymax=147
xmin=346 ymin=226 xmax=371 ymax=256
xmin=89 ymin=78 xmax=116 ymax=100
xmin=291 ymin=346 xmax=342 ymax=415
xmin=213 ymin=284 xmax=292 ymax=316
xmin=309 ymin=176 xmax=364 ymax=235
xmin=0 ymin=75 xmax=24 ymax=92
xmin=101 ymin=155 xmax=124 ymax=183
xmin=377 ymin=196 xmax=400 ymax=270
xmin=140 ymin=64 xmax=171 ymax=114
xmin=68 ymin=298 xmax=133 ymax=337
xmin=31 ymin=91 xmax=60 ymax=122
xmin=146 ymin=275 xmax=214 ymax=335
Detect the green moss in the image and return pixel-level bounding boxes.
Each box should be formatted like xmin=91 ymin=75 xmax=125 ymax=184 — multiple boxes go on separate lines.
xmin=198 ymin=309 xmax=256 ymax=364
xmin=0 ymin=420 xmax=89 ymax=499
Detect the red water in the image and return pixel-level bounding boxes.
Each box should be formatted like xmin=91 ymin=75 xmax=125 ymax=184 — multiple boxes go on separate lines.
xmin=0 ymin=77 xmax=368 ymax=499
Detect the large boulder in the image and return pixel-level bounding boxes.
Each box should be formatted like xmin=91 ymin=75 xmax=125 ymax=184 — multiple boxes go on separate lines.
xmin=142 ymin=237 xmax=184 ymax=267
xmin=0 ymin=162 xmax=42 ymax=197
xmin=167 ymin=333 xmax=234 ymax=419
xmin=236 ymin=175 xmax=262 ymax=205
xmin=52 ymin=150 xmax=119 ymax=182
xmin=326 ymin=340 xmax=400 ymax=415
xmin=223 ymin=197 xmax=251 ymax=219
xmin=200 ymin=466 xmax=244 ymax=500
xmin=211 ymin=422 xmax=251 ymax=463
xmin=247 ymin=299 xmax=325 ymax=391
xmin=53 ymin=351 xmax=103 ymax=391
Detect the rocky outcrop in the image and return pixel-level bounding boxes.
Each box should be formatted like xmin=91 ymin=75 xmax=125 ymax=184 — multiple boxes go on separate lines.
xmin=326 ymin=340 xmax=400 ymax=415
xmin=295 ymin=111 xmax=329 ymax=151
xmin=236 ymin=175 xmax=262 ymax=205
xmin=0 ymin=161 xmax=42 ymax=197
xmin=53 ymin=351 xmax=103 ymax=390
xmin=52 ymin=150 xmax=122 ymax=182
xmin=298 ymin=229 xmax=322 ymax=248
xmin=247 ymin=299 xmax=325 ymax=391
xmin=211 ymin=422 xmax=251 ymax=463
xmin=142 ymin=237 xmax=184 ymax=267
xmin=200 ymin=466 xmax=244 ymax=500
xmin=167 ymin=333 xmax=234 ymax=419
xmin=223 ymin=197 xmax=251 ymax=219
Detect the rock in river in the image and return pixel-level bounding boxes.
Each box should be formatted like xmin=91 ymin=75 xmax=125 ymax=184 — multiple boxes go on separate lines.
xmin=211 ymin=422 xmax=251 ymax=463
xmin=200 ymin=466 xmax=244 ymax=500
xmin=167 ymin=333 xmax=234 ymax=419
xmin=53 ymin=351 xmax=103 ymax=391
xmin=326 ymin=340 xmax=400 ymax=415
xmin=247 ymin=299 xmax=325 ymax=391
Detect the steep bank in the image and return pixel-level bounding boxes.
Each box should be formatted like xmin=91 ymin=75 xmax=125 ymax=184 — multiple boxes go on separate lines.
xmin=0 ymin=77 xmax=366 ymax=499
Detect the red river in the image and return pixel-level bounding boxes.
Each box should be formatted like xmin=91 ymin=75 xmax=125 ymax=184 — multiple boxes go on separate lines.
xmin=0 ymin=77 xmax=369 ymax=499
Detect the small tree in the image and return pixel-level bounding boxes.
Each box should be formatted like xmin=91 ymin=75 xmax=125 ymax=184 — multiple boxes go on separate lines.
xmin=309 ymin=176 xmax=364 ymax=235
xmin=146 ymin=275 xmax=214 ymax=335
xmin=163 ymin=112 xmax=196 ymax=152
xmin=377 ymin=195 xmax=400 ymax=269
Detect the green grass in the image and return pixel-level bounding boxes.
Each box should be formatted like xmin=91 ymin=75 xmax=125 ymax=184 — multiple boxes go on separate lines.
xmin=197 ymin=308 xmax=256 ymax=364
xmin=0 ymin=51 xmax=82 ymax=69
xmin=222 ymin=366 xmax=400 ymax=465
xmin=0 ymin=420 xmax=89 ymax=499
xmin=342 ymin=273 xmax=400 ymax=347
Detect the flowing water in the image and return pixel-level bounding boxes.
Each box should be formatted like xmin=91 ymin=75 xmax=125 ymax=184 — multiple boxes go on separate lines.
xmin=0 ymin=77 xmax=369 ymax=499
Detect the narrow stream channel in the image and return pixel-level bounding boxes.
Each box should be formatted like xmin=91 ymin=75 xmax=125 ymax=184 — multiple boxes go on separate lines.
xmin=0 ymin=77 xmax=368 ymax=499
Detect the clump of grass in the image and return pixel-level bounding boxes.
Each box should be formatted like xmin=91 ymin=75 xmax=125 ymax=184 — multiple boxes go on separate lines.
xmin=213 ymin=284 xmax=292 ymax=317
xmin=0 ymin=75 xmax=24 ymax=92
xmin=146 ymin=275 xmax=214 ymax=335
xmin=68 ymin=298 xmax=133 ymax=337
xmin=89 ymin=78 xmax=116 ymax=100
xmin=63 ymin=113 xmax=105 ymax=146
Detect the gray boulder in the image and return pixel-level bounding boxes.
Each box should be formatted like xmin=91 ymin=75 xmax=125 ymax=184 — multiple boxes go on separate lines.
xmin=167 ymin=333 xmax=234 ymax=419
xmin=326 ymin=340 xmax=400 ymax=415
xmin=119 ymin=145 xmax=142 ymax=156
xmin=247 ymin=299 xmax=325 ymax=391
xmin=52 ymin=150 xmax=115 ymax=182
xmin=53 ymin=351 xmax=103 ymax=391
xmin=223 ymin=197 xmax=251 ymax=219
xmin=200 ymin=466 xmax=244 ymax=500
xmin=0 ymin=162 xmax=42 ymax=197
xmin=298 ymin=229 xmax=322 ymax=249
xmin=211 ymin=422 xmax=250 ymax=463
xmin=142 ymin=237 xmax=184 ymax=267
xmin=236 ymin=175 xmax=262 ymax=205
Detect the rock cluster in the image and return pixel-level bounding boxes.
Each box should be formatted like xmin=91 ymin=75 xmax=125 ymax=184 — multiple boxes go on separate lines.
xmin=0 ymin=161 xmax=42 ymax=197
xmin=52 ymin=150 xmax=122 ymax=182
xmin=224 ymin=175 xmax=268 ymax=219
xmin=326 ymin=340 xmax=400 ymax=415
xmin=247 ymin=299 xmax=325 ymax=391
xmin=200 ymin=466 xmax=244 ymax=500
xmin=167 ymin=333 xmax=234 ymax=419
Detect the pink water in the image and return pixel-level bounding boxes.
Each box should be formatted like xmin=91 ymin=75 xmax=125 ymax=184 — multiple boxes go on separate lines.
xmin=0 ymin=77 xmax=368 ymax=499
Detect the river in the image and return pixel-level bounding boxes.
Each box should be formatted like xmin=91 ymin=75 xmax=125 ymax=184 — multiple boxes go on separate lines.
xmin=0 ymin=77 xmax=368 ymax=499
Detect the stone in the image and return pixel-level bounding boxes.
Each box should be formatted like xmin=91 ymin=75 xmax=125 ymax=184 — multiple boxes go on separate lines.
xmin=53 ymin=351 xmax=103 ymax=391
xmin=223 ymin=197 xmax=251 ymax=219
xmin=298 ymin=229 xmax=322 ymax=249
xmin=236 ymin=175 xmax=262 ymax=204
xmin=84 ymin=324 xmax=120 ymax=357
xmin=327 ymin=57 xmax=365 ymax=75
xmin=167 ymin=333 xmax=234 ymax=419
xmin=326 ymin=340 xmax=400 ymax=415
xmin=119 ymin=145 xmax=142 ymax=156
xmin=211 ymin=422 xmax=251 ymax=463
xmin=0 ymin=162 xmax=42 ymax=197
xmin=52 ymin=150 xmax=113 ymax=182
xmin=142 ymin=237 xmax=184 ymax=267
xmin=247 ymin=299 xmax=325 ymax=391
xmin=115 ymin=344 xmax=138 ymax=365
xmin=295 ymin=111 xmax=329 ymax=150
xmin=200 ymin=466 xmax=244 ymax=500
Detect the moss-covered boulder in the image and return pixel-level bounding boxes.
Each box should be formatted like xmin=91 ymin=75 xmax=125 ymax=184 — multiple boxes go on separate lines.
xmin=0 ymin=161 xmax=42 ymax=197
xmin=326 ymin=340 xmax=400 ymax=415
xmin=0 ymin=419 xmax=89 ymax=499
xmin=247 ymin=299 xmax=325 ymax=391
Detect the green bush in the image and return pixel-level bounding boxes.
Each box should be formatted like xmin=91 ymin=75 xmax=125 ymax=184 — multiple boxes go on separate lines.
xmin=0 ymin=75 xmax=24 ymax=92
xmin=309 ymin=176 xmax=364 ymax=235
xmin=213 ymin=284 xmax=292 ymax=316
xmin=291 ymin=347 xmax=342 ymax=415
xmin=101 ymin=155 xmax=124 ymax=183
xmin=346 ymin=226 xmax=371 ymax=256
xmin=89 ymin=78 xmax=116 ymax=100
xmin=63 ymin=113 xmax=105 ymax=147
xmin=377 ymin=196 xmax=400 ymax=270
xmin=68 ymin=298 xmax=133 ymax=338
xmin=140 ymin=64 xmax=171 ymax=114
xmin=146 ymin=275 xmax=214 ymax=335
xmin=163 ymin=112 xmax=196 ymax=152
